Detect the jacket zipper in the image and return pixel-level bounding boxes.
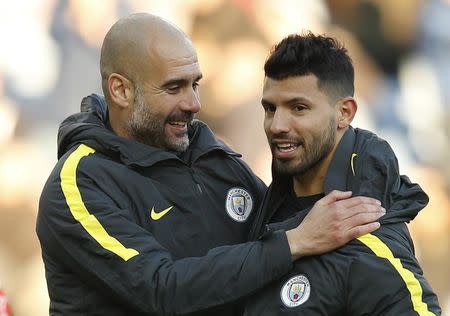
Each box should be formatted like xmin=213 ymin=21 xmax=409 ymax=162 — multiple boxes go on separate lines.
xmin=196 ymin=183 xmax=203 ymax=194
xmin=189 ymin=168 xmax=203 ymax=195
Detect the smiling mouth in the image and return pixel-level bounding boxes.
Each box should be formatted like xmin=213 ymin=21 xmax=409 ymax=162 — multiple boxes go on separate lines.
xmin=275 ymin=143 xmax=299 ymax=153
xmin=168 ymin=121 xmax=188 ymax=128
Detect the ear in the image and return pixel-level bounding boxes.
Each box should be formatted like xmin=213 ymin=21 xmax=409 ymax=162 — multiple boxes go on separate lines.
xmin=336 ymin=97 xmax=357 ymax=129
xmin=108 ymin=73 xmax=134 ymax=109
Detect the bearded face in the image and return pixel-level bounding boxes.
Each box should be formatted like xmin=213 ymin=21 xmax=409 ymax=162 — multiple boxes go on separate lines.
xmin=270 ymin=116 xmax=336 ymax=176
xmin=125 ymin=85 xmax=194 ymax=152
xmin=262 ymin=75 xmax=341 ymax=177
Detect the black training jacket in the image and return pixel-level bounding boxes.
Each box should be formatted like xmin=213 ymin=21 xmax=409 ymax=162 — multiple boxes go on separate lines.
xmin=36 ymin=94 xmax=293 ymax=315
xmin=245 ymin=127 xmax=441 ymax=315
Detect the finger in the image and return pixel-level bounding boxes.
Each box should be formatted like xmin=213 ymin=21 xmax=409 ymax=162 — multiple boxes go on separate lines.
xmin=336 ymin=195 xmax=382 ymax=209
xmin=315 ymin=190 xmax=352 ymax=206
xmin=340 ymin=204 xmax=386 ymax=221
xmin=346 ymin=222 xmax=381 ymax=239
xmin=342 ymin=208 xmax=385 ymax=225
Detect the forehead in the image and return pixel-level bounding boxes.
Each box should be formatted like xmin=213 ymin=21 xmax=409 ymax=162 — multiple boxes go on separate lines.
xmin=262 ymin=74 xmax=325 ymax=100
xmin=145 ymin=37 xmax=202 ymax=83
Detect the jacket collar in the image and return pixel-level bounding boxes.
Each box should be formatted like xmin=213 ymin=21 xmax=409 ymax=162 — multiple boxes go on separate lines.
xmin=57 ymin=94 xmax=238 ymax=167
xmin=323 ymin=127 xmax=356 ymax=193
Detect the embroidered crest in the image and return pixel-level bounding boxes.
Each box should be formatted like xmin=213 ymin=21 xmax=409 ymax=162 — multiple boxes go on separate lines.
xmin=225 ymin=187 xmax=253 ymax=222
xmin=280 ymin=274 xmax=311 ymax=308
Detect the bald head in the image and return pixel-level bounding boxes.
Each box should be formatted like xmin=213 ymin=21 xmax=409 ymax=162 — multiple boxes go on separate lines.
xmin=100 ymin=13 xmax=194 ymax=101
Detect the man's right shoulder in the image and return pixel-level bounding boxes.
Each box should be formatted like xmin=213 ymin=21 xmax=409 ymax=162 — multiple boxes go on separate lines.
xmin=43 ymin=143 xmax=111 ymax=195
xmin=57 ymin=143 xmax=114 ymax=171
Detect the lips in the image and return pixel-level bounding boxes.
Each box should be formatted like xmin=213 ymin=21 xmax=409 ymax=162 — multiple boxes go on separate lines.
xmin=275 ymin=143 xmax=298 ymax=152
xmin=271 ymin=138 xmax=302 ymax=159
xmin=166 ymin=121 xmax=189 ymax=136
xmin=168 ymin=121 xmax=188 ymax=128
xmin=166 ymin=113 xmax=194 ymax=133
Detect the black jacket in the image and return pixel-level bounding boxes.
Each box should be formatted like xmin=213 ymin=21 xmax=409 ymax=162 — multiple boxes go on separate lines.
xmin=245 ymin=127 xmax=441 ymax=315
xmin=36 ymin=94 xmax=293 ymax=315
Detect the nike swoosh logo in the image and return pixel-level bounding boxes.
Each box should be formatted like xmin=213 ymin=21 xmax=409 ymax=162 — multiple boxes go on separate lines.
xmin=350 ymin=153 xmax=357 ymax=176
xmin=150 ymin=206 xmax=174 ymax=220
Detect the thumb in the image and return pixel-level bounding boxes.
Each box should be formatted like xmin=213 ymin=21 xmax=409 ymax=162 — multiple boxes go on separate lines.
xmin=316 ymin=190 xmax=352 ymax=206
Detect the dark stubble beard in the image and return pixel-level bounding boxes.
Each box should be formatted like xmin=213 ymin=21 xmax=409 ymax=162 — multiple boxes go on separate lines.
xmin=272 ymin=117 xmax=337 ymax=177
xmin=125 ymin=85 xmax=191 ymax=152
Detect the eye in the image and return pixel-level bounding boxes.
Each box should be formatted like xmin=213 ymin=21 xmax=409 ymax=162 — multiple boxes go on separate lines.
xmin=167 ymin=85 xmax=181 ymax=94
xmin=192 ymin=81 xmax=200 ymax=90
xmin=293 ymin=104 xmax=306 ymax=112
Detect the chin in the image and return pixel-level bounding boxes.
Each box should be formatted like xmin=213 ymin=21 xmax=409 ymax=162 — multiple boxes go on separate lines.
xmin=274 ymin=158 xmax=312 ymax=177
xmin=273 ymin=161 xmax=295 ymax=176
xmin=167 ymin=138 xmax=189 ymax=152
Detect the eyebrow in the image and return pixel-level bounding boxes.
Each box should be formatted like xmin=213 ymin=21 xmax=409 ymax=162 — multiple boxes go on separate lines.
xmin=261 ymin=96 xmax=311 ymax=106
xmin=161 ymin=74 xmax=203 ymax=89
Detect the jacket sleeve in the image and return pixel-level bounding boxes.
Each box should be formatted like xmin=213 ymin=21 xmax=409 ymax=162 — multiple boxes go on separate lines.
xmin=37 ymin=153 xmax=292 ymax=315
xmin=346 ymin=223 xmax=441 ymax=315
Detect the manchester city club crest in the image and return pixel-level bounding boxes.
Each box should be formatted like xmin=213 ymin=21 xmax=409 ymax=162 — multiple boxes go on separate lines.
xmin=280 ymin=274 xmax=311 ymax=308
xmin=225 ymin=187 xmax=253 ymax=222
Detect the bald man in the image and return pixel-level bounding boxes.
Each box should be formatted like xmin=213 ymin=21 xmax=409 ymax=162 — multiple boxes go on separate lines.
xmin=36 ymin=13 xmax=384 ymax=315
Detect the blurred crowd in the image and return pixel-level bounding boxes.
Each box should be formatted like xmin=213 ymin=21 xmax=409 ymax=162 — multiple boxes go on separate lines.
xmin=0 ymin=0 xmax=449 ymax=315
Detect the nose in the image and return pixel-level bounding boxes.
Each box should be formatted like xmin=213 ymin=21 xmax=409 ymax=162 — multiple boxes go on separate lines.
xmin=180 ymin=89 xmax=201 ymax=114
xmin=268 ymin=108 xmax=290 ymax=134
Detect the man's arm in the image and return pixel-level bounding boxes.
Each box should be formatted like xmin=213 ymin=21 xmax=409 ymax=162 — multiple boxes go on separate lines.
xmin=38 ymin=165 xmax=294 ymax=314
xmin=37 ymin=155 xmax=384 ymax=315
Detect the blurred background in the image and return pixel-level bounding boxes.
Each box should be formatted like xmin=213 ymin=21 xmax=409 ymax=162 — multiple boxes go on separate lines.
xmin=0 ymin=0 xmax=449 ymax=314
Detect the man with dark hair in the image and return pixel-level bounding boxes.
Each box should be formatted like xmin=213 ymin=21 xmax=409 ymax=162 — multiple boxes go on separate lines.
xmin=244 ymin=33 xmax=441 ymax=315
xmin=36 ymin=15 xmax=385 ymax=315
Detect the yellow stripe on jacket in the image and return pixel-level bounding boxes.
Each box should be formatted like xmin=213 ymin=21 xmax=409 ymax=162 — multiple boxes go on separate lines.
xmin=357 ymin=233 xmax=434 ymax=316
xmin=60 ymin=144 xmax=139 ymax=261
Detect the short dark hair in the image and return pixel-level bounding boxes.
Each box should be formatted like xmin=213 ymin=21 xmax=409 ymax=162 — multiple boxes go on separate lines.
xmin=264 ymin=32 xmax=354 ymax=101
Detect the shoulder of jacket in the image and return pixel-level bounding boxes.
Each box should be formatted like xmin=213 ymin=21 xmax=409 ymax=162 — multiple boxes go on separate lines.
xmin=353 ymin=128 xmax=397 ymax=167
xmin=58 ymin=143 xmax=118 ymax=172
xmin=354 ymin=128 xmax=391 ymax=150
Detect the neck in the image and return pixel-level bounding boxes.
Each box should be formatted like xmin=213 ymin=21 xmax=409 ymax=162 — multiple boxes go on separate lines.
xmin=292 ymin=157 xmax=331 ymax=197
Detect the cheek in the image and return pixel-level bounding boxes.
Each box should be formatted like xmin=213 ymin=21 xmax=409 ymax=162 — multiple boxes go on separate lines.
xmin=293 ymin=120 xmax=321 ymax=144
xmin=152 ymin=96 xmax=176 ymax=116
xmin=291 ymin=118 xmax=309 ymax=134
xmin=263 ymin=118 xmax=272 ymax=135
xmin=311 ymin=115 xmax=336 ymax=139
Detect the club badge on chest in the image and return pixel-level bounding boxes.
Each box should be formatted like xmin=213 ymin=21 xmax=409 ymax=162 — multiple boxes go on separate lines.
xmin=225 ymin=187 xmax=253 ymax=222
